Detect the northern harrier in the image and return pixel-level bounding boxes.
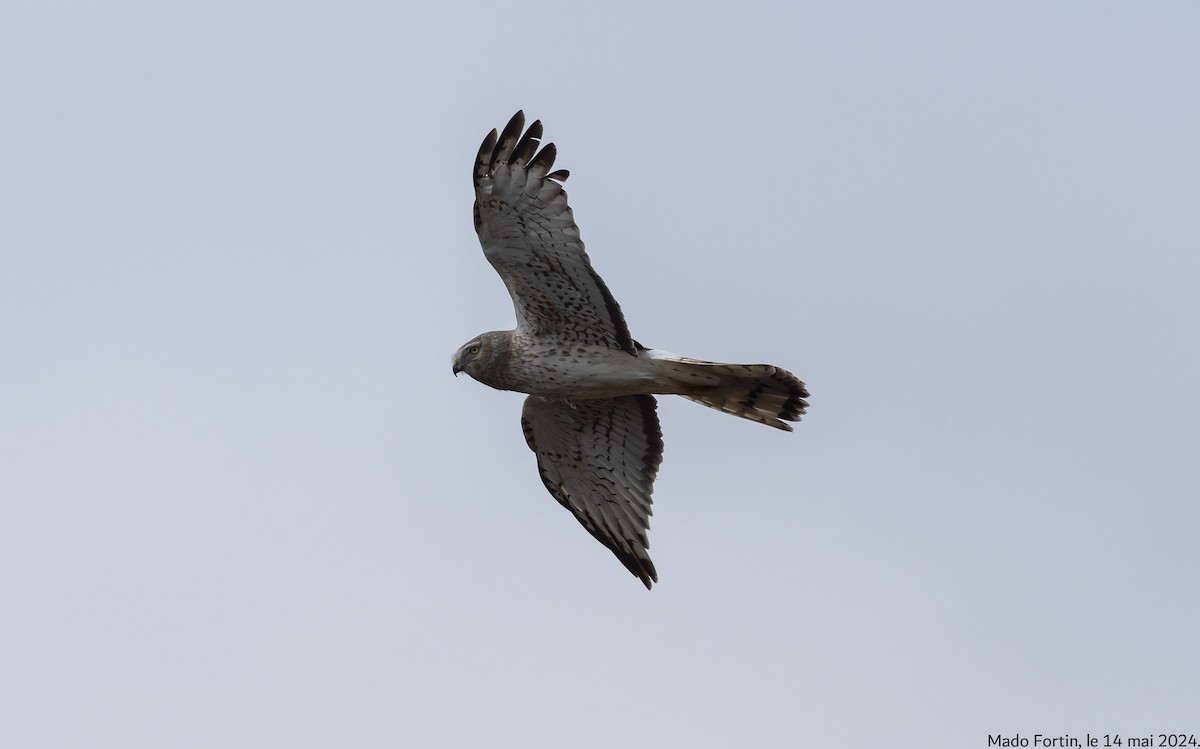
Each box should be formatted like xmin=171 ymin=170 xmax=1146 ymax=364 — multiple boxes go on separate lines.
xmin=453 ymin=112 xmax=808 ymax=588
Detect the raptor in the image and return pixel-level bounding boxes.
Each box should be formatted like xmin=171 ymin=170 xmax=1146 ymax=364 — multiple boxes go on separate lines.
xmin=453 ymin=112 xmax=808 ymax=588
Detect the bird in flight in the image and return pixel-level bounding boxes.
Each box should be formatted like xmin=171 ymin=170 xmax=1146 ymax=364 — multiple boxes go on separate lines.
xmin=453 ymin=112 xmax=808 ymax=588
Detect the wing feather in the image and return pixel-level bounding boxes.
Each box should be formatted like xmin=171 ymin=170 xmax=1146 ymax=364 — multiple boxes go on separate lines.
xmin=474 ymin=112 xmax=636 ymax=354
xmin=510 ymin=119 xmax=543 ymax=166
xmin=489 ymin=111 xmax=526 ymax=173
xmin=527 ymin=143 xmax=557 ymax=175
xmin=521 ymin=394 xmax=663 ymax=589
xmin=474 ymin=129 xmax=498 ymax=183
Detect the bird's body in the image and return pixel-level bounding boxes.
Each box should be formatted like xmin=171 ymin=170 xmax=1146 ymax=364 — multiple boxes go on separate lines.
xmin=453 ymin=112 xmax=809 ymax=588
xmin=458 ymin=331 xmax=659 ymax=398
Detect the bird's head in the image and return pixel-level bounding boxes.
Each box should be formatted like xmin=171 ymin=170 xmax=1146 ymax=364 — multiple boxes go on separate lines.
xmin=451 ymin=332 xmax=502 ymax=381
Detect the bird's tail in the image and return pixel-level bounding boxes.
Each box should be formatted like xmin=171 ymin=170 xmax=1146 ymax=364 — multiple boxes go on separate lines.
xmin=647 ymin=351 xmax=809 ymax=431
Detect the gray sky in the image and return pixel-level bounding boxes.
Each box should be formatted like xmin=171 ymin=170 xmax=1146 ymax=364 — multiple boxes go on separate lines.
xmin=3 ymin=2 xmax=1198 ymax=746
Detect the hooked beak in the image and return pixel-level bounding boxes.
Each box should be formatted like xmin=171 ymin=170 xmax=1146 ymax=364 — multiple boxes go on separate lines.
xmin=452 ymin=358 xmax=462 ymax=376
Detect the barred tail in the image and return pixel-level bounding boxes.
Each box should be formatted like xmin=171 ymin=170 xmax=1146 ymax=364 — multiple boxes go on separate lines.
xmin=647 ymin=352 xmax=809 ymax=431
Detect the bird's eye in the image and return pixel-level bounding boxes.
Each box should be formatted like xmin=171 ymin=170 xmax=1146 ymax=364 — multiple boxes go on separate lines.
xmin=469 ymin=345 xmax=480 ymax=354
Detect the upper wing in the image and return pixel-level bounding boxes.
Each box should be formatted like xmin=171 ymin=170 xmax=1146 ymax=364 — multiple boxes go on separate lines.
xmin=521 ymin=394 xmax=663 ymax=589
xmin=473 ymin=112 xmax=637 ymax=355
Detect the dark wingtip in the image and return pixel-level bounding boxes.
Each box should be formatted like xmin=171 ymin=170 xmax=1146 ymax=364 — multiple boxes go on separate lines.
xmin=474 ymin=128 xmax=498 ymax=185
xmin=624 ymin=553 xmax=658 ymax=590
xmin=528 ymin=142 xmax=557 ymax=175
xmin=489 ymin=111 xmax=526 ymax=173
xmin=477 ymin=112 xmax=569 ymax=184
xmin=604 ymin=539 xmax=658 ymax=590
xmin=511 ymin=119 xmax=543 ymax=166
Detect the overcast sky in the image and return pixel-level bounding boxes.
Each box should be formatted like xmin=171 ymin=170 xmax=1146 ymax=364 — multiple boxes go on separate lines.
xmin=3 ymin=2 xmax=1198 ymax=747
